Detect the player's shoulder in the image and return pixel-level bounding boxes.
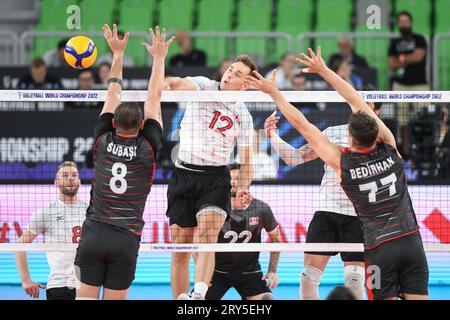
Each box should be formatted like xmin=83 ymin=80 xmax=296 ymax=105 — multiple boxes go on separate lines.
xmin=251 ymin=198 xmax=272 ymax=212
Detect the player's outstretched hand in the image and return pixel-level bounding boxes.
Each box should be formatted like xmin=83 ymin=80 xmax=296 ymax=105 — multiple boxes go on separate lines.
xmin=22 ymin=279 xmax=46 ymax=299
xmin=295 ymin=46 xmax=327 ymax=74
xmin=264 ymin=111 xmax=280 ymax=139
xmin=244 ymin=70 xmax=279 ymax=95
xmin=263 ymin=272 xmax=279 ymax=289
xmin=103 ymin=23 xmax=129 ymax=55
xmin=142 ymin=26 xmax=175 ymax=59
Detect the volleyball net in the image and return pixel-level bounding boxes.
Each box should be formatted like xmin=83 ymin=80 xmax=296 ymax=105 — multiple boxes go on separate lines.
xmin=0 ymin=89 xmax=449 ymax=255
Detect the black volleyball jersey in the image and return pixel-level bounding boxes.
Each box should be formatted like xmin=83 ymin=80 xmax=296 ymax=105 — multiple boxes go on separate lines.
xmin=215 ymin=199 xmax=278 ymax=274
xmin=86 ymin=113 xmax=162 ymax=235
xmin=340 ymin=142 xmax=419 ymax=249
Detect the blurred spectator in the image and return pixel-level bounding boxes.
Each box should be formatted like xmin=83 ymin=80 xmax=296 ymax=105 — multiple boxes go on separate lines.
xmin=97 ymin=30 xmax=134 ymax=67
xmin=291 ymin=72 xmax=307 ymax=91
xmin=326 ymin=286 xmax=357 ymax=300
xmin=42 ymin=38 xmax=70 ymax=68
xmin=213 ymin=58 xmax=234 ymax=82
xmin=265 ymin=53 xmax=297 ymax=90
xmin=17 ymin=58 xmax=63 ymax=89
xmin=329 ymin=36 xmax=369 ymax=69
xmin=95 ymin=62 xmax=111 ymax=87
xmin=252 ymin=129 xmax=278 ymax=181
xmin=65 ymin=69 xmax=101 ymax=109
xmin=331 ymin=56 xmax=363 ymax=90
xmin=291 ymin=72 xmax=317 ymax=109
xmin=169 ymin=31 xmax=207 ymax=67
xmin=388 ymin=11 xmax=428 ymax=155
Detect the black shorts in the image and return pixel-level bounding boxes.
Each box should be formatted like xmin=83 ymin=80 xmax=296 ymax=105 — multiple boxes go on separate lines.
xmin=305 ymin=211 xmax=364 ymax=262
xmin=74 ymin=219 xmax=140 ymax=290
xmin=46 ymin=287 xmax=76 ymax=300
xmin=365 ymin=232 xmax=429 ymax=300
xmin=166 ymin=162 xmax=231 ymax=228
xmin=205 ymin=271 xmax=271 ymax=300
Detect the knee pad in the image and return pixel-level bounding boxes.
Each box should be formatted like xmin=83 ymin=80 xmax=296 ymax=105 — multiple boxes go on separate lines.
xmin=300 ymin=265 xmax=322 ymax=300
xmin=261 ymin=293 xmax=274 ymax=300
xmin=344 ymin=265 xmax=366 ymax=300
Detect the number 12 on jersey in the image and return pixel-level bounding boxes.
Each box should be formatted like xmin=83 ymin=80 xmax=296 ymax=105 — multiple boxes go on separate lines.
xmin=359 ymin=172 xmax=397 ymax=203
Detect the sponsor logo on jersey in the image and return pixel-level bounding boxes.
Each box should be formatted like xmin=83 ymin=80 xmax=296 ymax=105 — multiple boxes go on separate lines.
xmin=249 ymin=217 xmax=259 ymax=226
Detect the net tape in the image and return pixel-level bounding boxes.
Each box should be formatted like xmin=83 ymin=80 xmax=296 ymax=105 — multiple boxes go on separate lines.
xmin=1 ymin=90 xmax=449 ymax=103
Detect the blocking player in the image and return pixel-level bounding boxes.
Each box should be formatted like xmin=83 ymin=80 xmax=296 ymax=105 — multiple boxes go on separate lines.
xmin=205 ymin=164 xmax=282 ymax=300
xmin=163 ymin=56 xmax=256 ymax=299
xmin=15 ymin=161 xmax=87 ymax=300
xmin=74 ymin=25 xmax=171 ymax=300
xmin=263 ymin=89 xmax=382 ymax=300
xmin=246 ymin=47 xmax=428 ymax=300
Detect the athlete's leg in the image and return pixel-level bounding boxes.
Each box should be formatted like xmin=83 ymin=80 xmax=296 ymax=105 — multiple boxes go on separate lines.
xmin=300 ymin=254 xmax=330 ymax=300
xmin=246 ymin=293 xmax=274 ymax=300
xmin=76 ymin=283 xmax=100 ymax=300
xmin=170 ymin=224 xmax=195 ymax=299
xmin=403 ymin=293 xmax=428 ymax=300
xmin=194 ymin=209 xmax=226 ymax=298
xmin=344 ymin=261 xmax=366 ymax=300
xmin=102 ymin=288 xmax=129 ymax=300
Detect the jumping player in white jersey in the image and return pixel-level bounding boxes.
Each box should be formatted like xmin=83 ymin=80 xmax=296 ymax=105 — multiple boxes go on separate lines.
xmin=163 ymin=56 xmax=255 ymax=300
xmin=15 ymin=161 xmax=87 ymax=300
xmin=246 ymin=47 xmax=428 ymax=300
xmin=264 ymin=90 xmax=382 ymax=300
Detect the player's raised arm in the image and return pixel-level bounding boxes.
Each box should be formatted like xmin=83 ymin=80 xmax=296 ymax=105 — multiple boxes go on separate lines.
xmin=297 ymin=47 xmax=397 ymax=149
xmin=142 ymin=26 xmax=175 ymax=128
xmin=265 ymin=112 xmax=319 ymax=166
xmin=245 ymin=71 xmax=342 ymax=171
xmin=100 ymin=24 xmax=129 ymax=115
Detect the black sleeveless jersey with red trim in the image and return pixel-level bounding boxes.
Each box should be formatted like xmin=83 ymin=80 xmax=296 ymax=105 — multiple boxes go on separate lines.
xmin=86 ymin=113 xmax=162 ymax=235
xmin=340 ymin=142 xmax=419 ymax=249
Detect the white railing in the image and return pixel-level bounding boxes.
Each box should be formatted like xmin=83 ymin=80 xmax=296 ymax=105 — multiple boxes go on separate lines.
xmin=433 ymin=32 xmax=450 ymax=90
xmin=0 ymin=31 xmax=19 ymax=65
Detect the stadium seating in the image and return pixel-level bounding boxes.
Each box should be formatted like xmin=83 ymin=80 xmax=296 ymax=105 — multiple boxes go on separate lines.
xmin=119 ymin=0 xmax=155 ymax=66
xmin=315 ymin=0 xmax=353 ymax=62
xmin=158 ymin=0 xmax=195 ymax=61
xmin=354 ymin=26 xmax=390 ymax=90
xmin=195 ymin=0 xmax=234 ymax=67
xmin=274 ymin=0 xmax=313 ymax=63
xmin=235 ymin=0 xmax=272 ymax=66
xmin=435 ymin=0 xmax=450 ymax=89
xmin=395 ymin=0 xmax=431 ymax=36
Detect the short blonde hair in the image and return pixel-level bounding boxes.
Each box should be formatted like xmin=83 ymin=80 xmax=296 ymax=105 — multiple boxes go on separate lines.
xmin=56 ymin=161 xmax=78 ymax=177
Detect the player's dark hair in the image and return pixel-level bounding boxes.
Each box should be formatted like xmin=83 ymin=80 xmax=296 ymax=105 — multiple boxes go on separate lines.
xmin=348 ymin=111 xmax=379 ymax=149
xmin=397 ymin=11 xmax=413 ymax=22
xmin=228 ymin=163 xmax=241 ymax=171
xmin=235 ymin=54 xmax=258 ymax=77
xmin=326 ymin=286 xmax=357 ymax=300
xmin=362 ymin=85 xmax=382 ymax=111
xmin=114 ymin=103 xmax=143 ymax=131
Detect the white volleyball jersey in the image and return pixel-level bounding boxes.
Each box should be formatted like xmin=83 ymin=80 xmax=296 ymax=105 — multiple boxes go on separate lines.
xmin=318 ymin=125 xmax=356 ymax=216
xmin=27 ymin=200 xmax=87 ymax=289
xmin=177 ymin=76 xmax=254 ymax=166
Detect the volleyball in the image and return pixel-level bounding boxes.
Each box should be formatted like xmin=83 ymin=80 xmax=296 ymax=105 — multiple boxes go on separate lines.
xmin=63 ymin=35 xmax=98 ymax=69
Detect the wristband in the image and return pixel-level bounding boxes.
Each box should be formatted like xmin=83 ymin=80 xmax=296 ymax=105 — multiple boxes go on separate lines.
xmin=107 ymin=78 xmax=123 ymax=86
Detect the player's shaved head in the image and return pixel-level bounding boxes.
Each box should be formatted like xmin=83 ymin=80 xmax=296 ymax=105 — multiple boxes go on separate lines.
xmin=113 ymin=103 xmax=143 ymax=134
xmin=348 ymin=111 xmax=379 ymax=149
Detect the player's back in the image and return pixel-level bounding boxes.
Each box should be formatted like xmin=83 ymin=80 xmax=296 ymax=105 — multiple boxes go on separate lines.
xmin=340 ymin=142 xmax=419 ymax=249
xmin=87 ymin=130 xmax=156 ymax=235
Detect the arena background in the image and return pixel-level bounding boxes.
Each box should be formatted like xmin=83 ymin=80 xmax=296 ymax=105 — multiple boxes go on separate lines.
xmin=1 ymin=0 xmax=450 ymax=300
